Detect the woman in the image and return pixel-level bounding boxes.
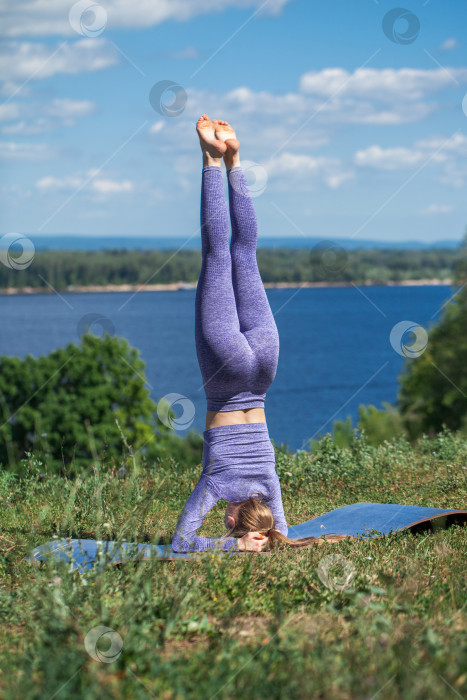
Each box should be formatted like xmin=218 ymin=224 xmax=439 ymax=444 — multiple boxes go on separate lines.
xmin=172 ymin=115 xmax=348 ymax=553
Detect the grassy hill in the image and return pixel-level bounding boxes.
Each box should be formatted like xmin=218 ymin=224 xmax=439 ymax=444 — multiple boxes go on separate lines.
xmin=1 ymin=429 xmax=466 ymax=699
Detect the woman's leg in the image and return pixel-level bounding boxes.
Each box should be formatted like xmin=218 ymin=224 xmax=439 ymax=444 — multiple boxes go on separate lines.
xmin=211 ymin=119 xmax=279 ymax=390
xmin=227 ymin=165 xmax=280 ymax=388
xmin=195 ymin=165 xmax=256 ymax=404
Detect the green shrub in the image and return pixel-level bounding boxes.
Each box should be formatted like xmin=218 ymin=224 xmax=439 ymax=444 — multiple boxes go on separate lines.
xmin=323 ymin=402 xmax=406 ymax=449
xmin=0 ymin=334 xmax=203 ymax=474
xmin=398 ymin=288 xmax=467 ymax=438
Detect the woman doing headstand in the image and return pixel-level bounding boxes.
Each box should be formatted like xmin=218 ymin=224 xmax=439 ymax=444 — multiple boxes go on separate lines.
xmin=172 ymin=115 xmax=348 ymax=553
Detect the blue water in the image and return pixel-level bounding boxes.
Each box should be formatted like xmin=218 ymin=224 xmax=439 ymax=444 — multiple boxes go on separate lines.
xmin=0 ymin=285 xmax=455 ymax=452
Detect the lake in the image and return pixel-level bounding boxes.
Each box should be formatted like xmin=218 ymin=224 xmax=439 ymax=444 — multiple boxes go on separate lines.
xmin=0 ymin=285 xmax=455 ymax=452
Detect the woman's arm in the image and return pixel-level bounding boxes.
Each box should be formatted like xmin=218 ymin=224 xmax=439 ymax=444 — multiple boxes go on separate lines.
xmin=172 ymin=474 xmax=239 ymax=553
xmin=267 ymin=473 xmax=288 ymax=536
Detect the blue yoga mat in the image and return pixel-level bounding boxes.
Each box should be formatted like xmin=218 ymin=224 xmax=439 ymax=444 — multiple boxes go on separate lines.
xmin=28 ymin=502 xmax=467 ymax=572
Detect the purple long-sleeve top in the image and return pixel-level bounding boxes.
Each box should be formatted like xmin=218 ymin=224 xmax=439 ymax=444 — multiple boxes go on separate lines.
xmin=171 ymin=423 xmax=288 ymax=553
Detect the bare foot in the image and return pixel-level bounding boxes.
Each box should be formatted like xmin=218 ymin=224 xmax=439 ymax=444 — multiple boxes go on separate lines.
xmin=213 ymin=119 xmax=240 ymax=169
xmin=196 ymin=115 xmax=227 ymax=166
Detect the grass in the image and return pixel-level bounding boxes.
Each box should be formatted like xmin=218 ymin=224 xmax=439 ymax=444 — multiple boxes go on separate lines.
xmin=1 ymin=428 xmax=466 ymax=699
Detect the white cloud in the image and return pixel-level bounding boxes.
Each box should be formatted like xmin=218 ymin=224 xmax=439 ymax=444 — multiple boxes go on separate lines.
xmin=222 ymin=85 xmax=309 ymax=115
xmin=145 ymin=75 xmax=467 ymax=190
xmin=266 ymin=153 xmax=325 ymax=173
xmin=148 ymin=121 xmax=165 ymax=134
xmin=177 ymin=67 xmax=466 ymax=134
xmin=353 ymin=133 xmax=467 ymax=188
xmin=354 ymin=145 xmax=425 ymax=170
xmin=2 ymin=120 xmax=52 ymax=135
xmin=36 ymin=171 xmax=134 ymax=194
xmin=439 ymin=38 xmax=461 ymax=51
xmin=437 ymin=161 xmax=467 ymax=189
xmin=419 ymin=204 xmax=453 ymax=216
xmin=325 ymin=171 xmax=354 ymax=189
xmin=2 ymin=0 xmax=292 ymax=37
xmin=0 ymin=39 xmax=119 ymax=81
xmin=45 ymin=97 xmax=96 ymax=118
xmin=322 ymin=100 xmax=433 ymax=125
xmin=181 ymin=80 xmax=440 ymax=133
xmin=0 ymin=97 xmax=96 ymax=134
xmin=349 ymin=104 xmax=433 ymax=125
xmin=1 ymin=98 xmax=95 ymax=122
xmin=92 ymin=178 xmax=133 ymax=194
xmin=168 ymin=45 xmax=201 ymax=59
xmin=0 ymin=141 xmax=56 ymax=159
xmin=264 ymin=152 xmax=354 ymax=189
xmin=0 ymin=81 xmax=32 ymax=98
xmin=0 ymin=103 xmax=21 ymax=122
xmin=36 ymin=175 xmax=83 ymax=190
xmin=299 ymin=67 xmax=467 ymax=101
xmin=416 ymin=133 xmax=467 ymax=156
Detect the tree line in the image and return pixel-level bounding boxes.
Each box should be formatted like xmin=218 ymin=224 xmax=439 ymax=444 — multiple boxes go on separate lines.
xmin=0 ymin=246 xmax=464 ymax=290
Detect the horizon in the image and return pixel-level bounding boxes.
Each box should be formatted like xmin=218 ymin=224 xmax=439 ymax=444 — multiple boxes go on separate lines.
xmin=21 ymin=232 xmax=465 ymax=252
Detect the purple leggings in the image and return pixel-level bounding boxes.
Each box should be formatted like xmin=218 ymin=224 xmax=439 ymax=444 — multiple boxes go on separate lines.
xmin=195 ymin=166 xmax=280 ymax=411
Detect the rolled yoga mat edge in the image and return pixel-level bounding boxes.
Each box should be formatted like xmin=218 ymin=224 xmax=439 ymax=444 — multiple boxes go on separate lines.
xmin=286 ymin=502 xmax=467 ymax=539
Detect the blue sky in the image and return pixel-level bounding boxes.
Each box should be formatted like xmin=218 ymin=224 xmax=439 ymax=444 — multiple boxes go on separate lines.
xmin=1 ymin=0 xmax=466 ymax=244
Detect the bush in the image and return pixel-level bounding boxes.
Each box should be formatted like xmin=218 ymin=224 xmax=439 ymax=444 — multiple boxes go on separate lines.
xmin=320 ymin=402 xmax=406 ymax=450
xmin=0 ymin=334 xmax=203 ymax=473
xmin=358 ymin=402 xmax=406 ymax=445
xmin=398 ymin=288 xmax=467 ymax=439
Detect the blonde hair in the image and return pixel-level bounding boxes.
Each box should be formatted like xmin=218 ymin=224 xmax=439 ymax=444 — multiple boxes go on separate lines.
xmin=226 ymin=496 xmax=354 ymax=548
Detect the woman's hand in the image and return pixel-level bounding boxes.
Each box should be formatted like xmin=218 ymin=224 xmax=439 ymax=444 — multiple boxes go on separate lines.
xmin=238 ymin=532 xmax=269 ymax=552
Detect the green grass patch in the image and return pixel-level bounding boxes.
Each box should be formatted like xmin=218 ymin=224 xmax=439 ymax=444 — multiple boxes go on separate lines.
xmin=1 ymin=430 xmax=466 ymax=699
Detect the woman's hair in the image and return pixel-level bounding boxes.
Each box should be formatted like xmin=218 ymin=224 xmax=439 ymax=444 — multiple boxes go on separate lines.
xmin=226 ymin=496 xmax=354 ymax=548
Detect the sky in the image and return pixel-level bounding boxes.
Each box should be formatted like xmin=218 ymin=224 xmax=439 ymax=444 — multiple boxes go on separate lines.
xmin=1 ymin=0 xmax=467 ymax=245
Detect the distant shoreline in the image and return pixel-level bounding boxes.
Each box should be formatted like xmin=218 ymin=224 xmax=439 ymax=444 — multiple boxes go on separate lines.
xmin=0 ymin=279 xmax=453 ymax=296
